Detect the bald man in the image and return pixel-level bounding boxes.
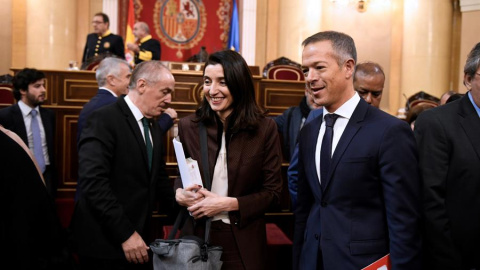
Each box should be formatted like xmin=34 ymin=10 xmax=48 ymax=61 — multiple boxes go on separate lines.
xmin=353 ymin=62 xmax=385 ymax=108
xmin=126 ymin=22 xmax=161 ymax=65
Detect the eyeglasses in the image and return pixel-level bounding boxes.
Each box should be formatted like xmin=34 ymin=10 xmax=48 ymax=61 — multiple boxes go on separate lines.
xmin=92 ymin=21 xmax=105 ymax=24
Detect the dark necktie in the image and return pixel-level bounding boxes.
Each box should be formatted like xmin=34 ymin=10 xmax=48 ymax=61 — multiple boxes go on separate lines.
xmin=142 ymin=117 xmax=153 ymax=171
xmin=30 ymin=109 xmax=46 ymax=173
xmin=320 ymin=113 xmax=339 ymax=189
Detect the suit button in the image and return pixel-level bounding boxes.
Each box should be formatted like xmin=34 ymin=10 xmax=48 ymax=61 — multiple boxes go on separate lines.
xmin=321 ymin=201 xmax=328 ymax=207
xmin=315 ymin=234 xmax=319 ymax=240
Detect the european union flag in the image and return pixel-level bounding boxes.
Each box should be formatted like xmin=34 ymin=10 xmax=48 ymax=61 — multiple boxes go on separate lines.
xmin=228 ymin=0 xmax=240 ymax=51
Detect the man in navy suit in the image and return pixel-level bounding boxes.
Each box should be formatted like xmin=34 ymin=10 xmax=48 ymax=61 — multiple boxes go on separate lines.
xmin=77 ymin=57 xmax=132 ymax=141
xmin=415 ymin=42 xmax=480 ymax=269
xmin=293 ymin=31 xmax=422 ymax=270
xmin=0 ymin=68 xmax=57 ymax=197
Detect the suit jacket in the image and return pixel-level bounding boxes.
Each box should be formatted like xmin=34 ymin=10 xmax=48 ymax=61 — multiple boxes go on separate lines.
xmin=274 ymin=106 xmax=304 ymax=161
xmin=72 ymin=97 xmax=174 ymax=259
xmin=135 ymin=37 xmax=161 ymax=64
xmin=82 ymin=32 xmax=125 ymax=62
xmin=77 ymin=89 xmax=117 ymax=142
xmin=293 ymin=98 xmax=422 ymax=270
xmin=415 ymin=94 xmax=480 ymax=269
xmin=0 ymin=104 xmax=57 ymax=196
xmin=0 ymin=130 xmax=71 ymax=269
xmin=174 ymin=114 xmax=283 ymax=270
xmin=287 ymin=108 xmax=323 ymax=210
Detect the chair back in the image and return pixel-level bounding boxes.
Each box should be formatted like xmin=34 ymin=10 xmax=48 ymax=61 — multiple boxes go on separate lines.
xmin=0 ymin=84 xmax=14 ymax=108
xmin=263 ymin=57 xmax=304 ymax=81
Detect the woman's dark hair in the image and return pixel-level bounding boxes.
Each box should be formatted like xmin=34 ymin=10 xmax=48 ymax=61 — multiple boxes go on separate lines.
xmin=195 ymin=50 xmax=264 ymax=132
xmin=12 ymin=68 xmax=46 ymax=101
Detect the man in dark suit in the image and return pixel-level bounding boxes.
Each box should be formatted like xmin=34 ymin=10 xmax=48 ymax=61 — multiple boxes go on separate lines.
xmin=72 ymin=61 xmax=176 ymax=269
xmin=82 ymin=12 xmax=125 ymax=64
xmin=77 ymin=57 xmax=132 ymax=141
xmin=126 ymin=22 xmax=161 ymax=65
xmin=0 ymin=68 xmax=57 ymax=197
xmin=293 ymin=31 xmax=422 ymax=270
xmin=415 ymin=42 xmax=480 ymax=270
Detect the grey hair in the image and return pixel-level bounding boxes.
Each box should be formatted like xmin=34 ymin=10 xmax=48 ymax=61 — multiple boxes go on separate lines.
xmin=464 ymin=42 xmax=480 ymax=79
xmin=128 ymin=60 xmax=169 ymax=89
xmin=95 ymin=57 xmax=131 ymax=87
xmin=302 ymin=31 xmax=357 ymax=66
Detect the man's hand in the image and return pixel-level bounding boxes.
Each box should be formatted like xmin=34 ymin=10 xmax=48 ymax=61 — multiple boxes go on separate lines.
xmin=126 ymin=42 xmax=140 ymax=53
xmin=121 ymin=231 xmax=149 ymax=264
xmin=163 ymin=108 xmax=178 ymax=122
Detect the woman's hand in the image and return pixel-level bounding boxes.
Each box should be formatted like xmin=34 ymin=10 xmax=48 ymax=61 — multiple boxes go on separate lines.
xmin=187 ymin=189 xmax=238 ymax=219
xmin=175 ymin=184 xmax=204 ymax=207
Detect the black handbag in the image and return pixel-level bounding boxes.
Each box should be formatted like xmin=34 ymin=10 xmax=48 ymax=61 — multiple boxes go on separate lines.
xmin=150 ymin=122 xmax=223 ymax=270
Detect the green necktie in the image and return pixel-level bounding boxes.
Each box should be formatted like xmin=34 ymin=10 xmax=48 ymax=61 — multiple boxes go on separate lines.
xmin=142 ymin=117 xmax=153 ymax=171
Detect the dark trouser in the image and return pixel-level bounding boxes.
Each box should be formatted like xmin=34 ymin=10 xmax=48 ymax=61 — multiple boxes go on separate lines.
xmin=210 ymin=220 xmax=245 ymax=270
xmin=79 ymin=256 xmax=152 ymax=270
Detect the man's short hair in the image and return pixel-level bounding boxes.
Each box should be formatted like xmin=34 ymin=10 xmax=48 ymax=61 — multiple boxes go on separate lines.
xmin=128 ymin=61 xmax=169 ymax=90
xmin=354 ymin=62 xmax=385 ymax=82
xmin=302 ymin=31 xmax=357 ymax=66
xmin=464 ymin=42 xmax=480 ymax=79
xmin=96 ymin=57 xmax=131 ymax=87
xmin=12 ymin=68 xmax=46 ymax=101
xmin=137 ymin=22 xmax=150 ymax=34
xmin=94 ymin=12 xmax=110 ymax=26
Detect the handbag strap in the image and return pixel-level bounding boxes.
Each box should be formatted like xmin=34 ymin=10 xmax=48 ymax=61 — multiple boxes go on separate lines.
xmin=167 ymin=122 xmax=213 ymax=243
xmin=198 ymin=121 xmax=213 ymax=244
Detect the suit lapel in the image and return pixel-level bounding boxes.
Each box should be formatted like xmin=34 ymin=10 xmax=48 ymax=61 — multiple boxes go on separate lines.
xmin=323 ymin=99 xmax=367 ymax=192
xmin=12 ymin=104 xmax=28 ymax=145
xmin=304 ymin=115 xmax=323 ymax=197
xmin=458 ymin=95 xmax=480 ymax=160
xmin=117 ymin=97 xmax=150 ymax=173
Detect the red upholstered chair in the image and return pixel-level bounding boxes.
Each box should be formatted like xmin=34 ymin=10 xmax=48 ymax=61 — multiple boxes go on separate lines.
xmin=0 ymin=84 xmax=14 ymax=107
xmin=263 ymin=56 xmax=305 ymax=81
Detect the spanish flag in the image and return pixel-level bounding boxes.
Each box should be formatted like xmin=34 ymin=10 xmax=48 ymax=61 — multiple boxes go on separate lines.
xmin=125 ymin=0 xmax=135 ymax=66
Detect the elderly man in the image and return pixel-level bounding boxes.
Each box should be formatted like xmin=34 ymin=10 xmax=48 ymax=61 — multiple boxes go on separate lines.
xmin=126 ymin=22 xmax=161 ymax=65
xmin=293 ymin=31 xmax=422 ymax=270
xmin=72 ymin=61 xmax=175 ymax=269
xmin=415 ymin=43 xmax=480 ymax=270
xmin=353 ymin=61 xmax=385 ymax=108
xmin=82 ymin=12 xmax=125 ymax=63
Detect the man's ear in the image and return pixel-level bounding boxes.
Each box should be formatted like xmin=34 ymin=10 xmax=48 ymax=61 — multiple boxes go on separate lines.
xmin=137 ymin=79 xmax=146 ymax=94
xmin=344 ymin=59 xmax=355 ymax=79
xmin=106 ymin=74 xmax=115 ymax=86
xmin=464 ymin=74 xmax=472 ymax=90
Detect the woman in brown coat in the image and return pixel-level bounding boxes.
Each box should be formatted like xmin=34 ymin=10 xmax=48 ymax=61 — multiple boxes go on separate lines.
xmin=174 ymin=50 xmax=283 ymax=269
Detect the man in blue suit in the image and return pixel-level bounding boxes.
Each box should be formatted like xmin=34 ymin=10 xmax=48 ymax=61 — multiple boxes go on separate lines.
xmin=77 ymin=57 xmax=132 ymax=142
xmin=293 ymin=31 xmax=422 ymax=269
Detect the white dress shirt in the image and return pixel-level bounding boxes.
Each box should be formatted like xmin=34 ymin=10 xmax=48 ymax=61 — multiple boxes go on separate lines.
xmin=211 ymin=131 xmax=230 ymax=224
xmin=315 ymin=92 xmax=361 ymax=184
xmin=124 ymin=95 xmax=153 ymax=146
xmin=18 ymin=100 xmax=50 ymax=165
